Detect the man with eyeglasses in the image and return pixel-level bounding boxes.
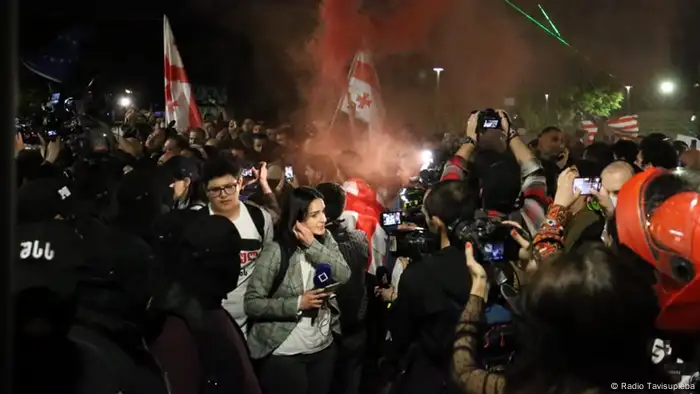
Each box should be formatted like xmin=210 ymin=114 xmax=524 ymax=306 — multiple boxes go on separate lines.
xmin=201 ymin=153 xmax=274 ymax=331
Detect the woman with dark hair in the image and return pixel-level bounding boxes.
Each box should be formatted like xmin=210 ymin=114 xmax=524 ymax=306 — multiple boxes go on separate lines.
xmin=244 ymin=187 xmax=351 ymax=394
xmin=452 ymin=242 xmax=666 ymax=394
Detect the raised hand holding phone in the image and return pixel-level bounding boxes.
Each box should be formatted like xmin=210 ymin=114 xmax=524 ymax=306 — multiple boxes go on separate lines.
xmin=553 ymin=167 xmax=581 ymax=208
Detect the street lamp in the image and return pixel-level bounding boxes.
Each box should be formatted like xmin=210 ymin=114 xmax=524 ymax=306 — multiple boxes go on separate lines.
xmin=118 ymin=96 xmax=132 ymax=108
xmin=659 ymin=81 xmax=676 ymax=96
xmin=624 ymin=85 xmax=632 ymax=113
xmin=432 ymin=67 xmax=444 ymax=93
xmin=433 ymin=67 xmax=444 ymax=128
xmin=544 ymin=93 xmax=550 ymax=123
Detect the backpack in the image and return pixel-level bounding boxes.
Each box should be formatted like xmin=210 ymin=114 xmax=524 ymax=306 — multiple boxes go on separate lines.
xmin=242 ymin=201 xmax=265 ymax=239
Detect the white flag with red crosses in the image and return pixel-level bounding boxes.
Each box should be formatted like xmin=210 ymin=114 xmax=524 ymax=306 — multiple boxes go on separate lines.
xmin=164 ymin=16 xmax=202 ymax=131
xmin=340 ymin=50 xmax=385 ymax=137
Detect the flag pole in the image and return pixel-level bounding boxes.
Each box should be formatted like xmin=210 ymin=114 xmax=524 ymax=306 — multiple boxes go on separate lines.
xmin=326 ymin=51 xmax=360 ymax=134
xmin=368 ymin=50 xmax=384 ymax=146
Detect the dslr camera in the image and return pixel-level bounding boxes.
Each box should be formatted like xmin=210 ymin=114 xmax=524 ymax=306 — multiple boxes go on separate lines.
xmin=451 ymin=215 xmax=525 ymax=264
xmin=450 ymin=214 xmax=528 ymax=304
xmin=477 ymin=109 xmax=502 ymax=131
xmin=475 ymin=108 xmax=513 ymax=134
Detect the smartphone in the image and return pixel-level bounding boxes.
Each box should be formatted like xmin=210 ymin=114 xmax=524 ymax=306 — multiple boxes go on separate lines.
xmin=321 ymin=283 xmax=341 ymax=294
xmin=284 ymin=165 xmax=294 ymax=182
xmin=241 ymin=166 xmax=254 ymax=178
xmin=380 ymin=211 xmax=403 ymax=227
xmin=49 ymin=92 xmax=61 ymax=106
xmin=45 ymin=129 xmax=58 ymax=141
xmin=573 ymin=177 xmax=601 ymax=195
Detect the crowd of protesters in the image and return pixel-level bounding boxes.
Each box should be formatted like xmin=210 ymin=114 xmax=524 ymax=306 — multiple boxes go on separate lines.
xmin=13 ymin=104 xmax=700 ymax=394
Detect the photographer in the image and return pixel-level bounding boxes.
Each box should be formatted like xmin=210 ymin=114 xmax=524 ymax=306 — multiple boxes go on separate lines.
xmin=388 ymin=180 xmax=478 ymax=394
xmin=452 ymin=242 xmax=666 ymax=394
xmin=442 ymin=110 xmax=548 ymax=237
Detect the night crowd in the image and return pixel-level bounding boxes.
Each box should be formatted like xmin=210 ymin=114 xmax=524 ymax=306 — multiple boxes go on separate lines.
xmin=13 ymin=105 xmax=700 ymax=394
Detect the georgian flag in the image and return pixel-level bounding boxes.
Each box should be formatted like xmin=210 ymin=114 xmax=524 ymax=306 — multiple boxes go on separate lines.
xmin=341 ymin=178 xmax=387 ymax=275
xmin=340 ymin=50 xmax=385 ymax=138
xmin=164 ymin=16 xmax=202 ymax=131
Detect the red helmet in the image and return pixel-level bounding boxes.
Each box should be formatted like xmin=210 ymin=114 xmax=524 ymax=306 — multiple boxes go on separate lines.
xmin=616 ymin=167 xmax=700 ymax=332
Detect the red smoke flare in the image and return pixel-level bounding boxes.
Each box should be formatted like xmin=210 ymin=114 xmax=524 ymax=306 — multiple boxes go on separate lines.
xmin=313 ymin=0 xmax=454 ymax=84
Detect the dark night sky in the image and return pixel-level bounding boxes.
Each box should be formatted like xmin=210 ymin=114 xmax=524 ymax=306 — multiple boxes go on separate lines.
xmin=18 ymin=0 xmax=700 ymax=122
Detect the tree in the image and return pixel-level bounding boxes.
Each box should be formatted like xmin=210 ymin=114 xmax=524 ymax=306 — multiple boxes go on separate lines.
xmin=516 ymin=80 xmax=624 ymax=133
xmin=566 ymin=85 xmax=624 ymax=118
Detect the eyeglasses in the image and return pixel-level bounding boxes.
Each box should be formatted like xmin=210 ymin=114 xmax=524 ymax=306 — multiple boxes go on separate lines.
xmin=206 ymin=183 xmax=238 ymax=197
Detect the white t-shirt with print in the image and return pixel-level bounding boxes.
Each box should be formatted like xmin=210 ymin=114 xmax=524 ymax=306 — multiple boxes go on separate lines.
xmin=210 ymin=202 xmax=273 ymax=329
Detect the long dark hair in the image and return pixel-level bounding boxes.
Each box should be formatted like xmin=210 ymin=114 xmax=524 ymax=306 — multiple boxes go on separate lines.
xmin=506 ymin=244 xmax=664 ymax=394
xmin=275 ymin=187 xmax=325 ymax=256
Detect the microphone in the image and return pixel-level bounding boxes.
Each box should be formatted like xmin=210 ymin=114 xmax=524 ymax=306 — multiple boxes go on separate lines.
xmin=376 ymin=266 xmax=391 ymax=289
xmin=308 ymin=263 xmax=334 ymax=321
xmin=313 ymin=263 xmax=334 ymax=290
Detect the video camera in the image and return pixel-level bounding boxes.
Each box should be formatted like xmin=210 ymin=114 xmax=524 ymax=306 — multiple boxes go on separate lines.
xmin=379 ymin=184 xmax=438 ymax=260
xmin=377 ymin=152 xmax=448 ymax=260
xmin=380 ymin=210 xmax=439 ymax=261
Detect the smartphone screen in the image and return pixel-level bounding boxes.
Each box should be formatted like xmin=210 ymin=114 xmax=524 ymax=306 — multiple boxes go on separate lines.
xmin=381 ymin=211 xmax=402 ymax=227
xmin=241 ymin=167 xmax=254 ymax=178
xmin=573 ymin=177 xmax=601 ymax=195
xmin=284 ymin=165 xmax=294 ymax=181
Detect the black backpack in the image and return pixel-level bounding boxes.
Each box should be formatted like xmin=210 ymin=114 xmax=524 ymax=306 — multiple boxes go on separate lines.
xmin=242 ymin=201 xmax=265 ymax=240
xmin=240 ymin=202 xmax=283 ymax=297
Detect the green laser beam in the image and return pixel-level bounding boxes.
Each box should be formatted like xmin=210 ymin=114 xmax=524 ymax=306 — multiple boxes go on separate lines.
xmin=503 ymin=0 xmax=570 ymax=47
xmin=538 ymin=4 xmax=560 ymax=37
xmin=503 ymin=0 xmax=628 ymax=97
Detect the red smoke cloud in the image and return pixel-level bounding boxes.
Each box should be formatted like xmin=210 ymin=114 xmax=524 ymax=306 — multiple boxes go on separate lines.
xmin=313 ymin=0 xmax=454 ymax=82
xmin=307 ymin=0 xmax=454 ymax=119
